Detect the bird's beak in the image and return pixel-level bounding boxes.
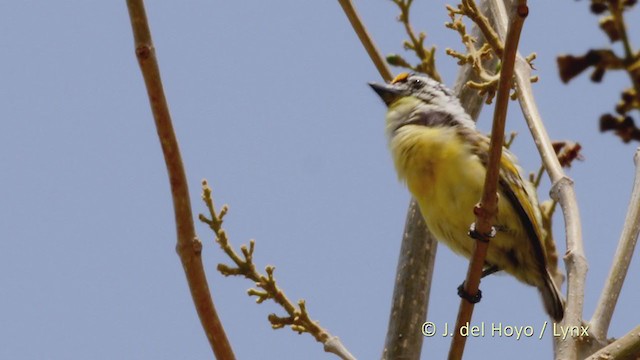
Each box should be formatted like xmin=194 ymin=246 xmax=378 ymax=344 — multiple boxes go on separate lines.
xmin=368 ymin=82 xmax=402 ymax=106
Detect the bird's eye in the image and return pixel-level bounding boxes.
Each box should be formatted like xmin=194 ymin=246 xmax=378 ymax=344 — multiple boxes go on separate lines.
xmin=410 ymin=78 xmax=422 ymax=89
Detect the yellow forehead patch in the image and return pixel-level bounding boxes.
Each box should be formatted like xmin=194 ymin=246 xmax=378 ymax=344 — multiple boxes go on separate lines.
xmin=391 ymin=72 xmax=409 ymax=84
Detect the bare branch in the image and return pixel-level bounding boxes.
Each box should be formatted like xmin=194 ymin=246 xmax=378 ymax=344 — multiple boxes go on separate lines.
xmin=512 ymin=36 xmax=587 ymax=360
xmin=448 ymin=1 xmax=528 ymax=358
xmin=381 ymin=201 xmax=437 ymax=360
xmin=590 ymin=148 xmax=640 ymax=340
xmin=125 ymin=1 xmax=235 ymax=358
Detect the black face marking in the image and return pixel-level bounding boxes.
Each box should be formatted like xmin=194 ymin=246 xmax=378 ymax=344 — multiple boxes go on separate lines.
xmin=409 ymin=77 xmax=424 ymax=90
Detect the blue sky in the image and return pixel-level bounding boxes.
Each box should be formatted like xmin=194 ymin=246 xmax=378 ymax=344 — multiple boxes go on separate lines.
xmin=1 ymin=1 xmax=639 ymax=359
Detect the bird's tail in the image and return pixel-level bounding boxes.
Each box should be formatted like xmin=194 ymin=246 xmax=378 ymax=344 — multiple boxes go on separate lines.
xmin=539 ymin=271 xmax=565 ymax=322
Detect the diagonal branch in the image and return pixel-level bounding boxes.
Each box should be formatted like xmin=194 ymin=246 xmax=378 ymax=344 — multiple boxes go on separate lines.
xmin=448 ymin=1 xmax=529 ymax=359
xmin=125 ymin=1 xmax=235 ymax=358
xmin=585 ymin=324 xmax=640 ymax=360
xmin=337 ymin=0 xmax=393 ymax=82
xmin=590 ymin=148 xmax=640 ymax=340
xmin=486 ymin=0 xmax=588 ymax=357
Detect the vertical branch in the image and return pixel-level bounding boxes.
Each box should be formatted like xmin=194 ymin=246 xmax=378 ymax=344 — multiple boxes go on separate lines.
xmin=447 ymin=2 xmax=528 ymax=359
xmin=125 ymin=1 xmax=235 ymax=359
xmin=590 ymin=148 xmax=640 ymax=340
xmin=381 ymin=201 xmax=437 ymax=360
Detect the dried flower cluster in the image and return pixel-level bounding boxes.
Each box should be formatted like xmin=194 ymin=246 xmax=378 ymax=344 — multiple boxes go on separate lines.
xmin=557 ymin=0 xmax=640 ymax=142
xmin=386 ymin=0 xmax=441 ymax=81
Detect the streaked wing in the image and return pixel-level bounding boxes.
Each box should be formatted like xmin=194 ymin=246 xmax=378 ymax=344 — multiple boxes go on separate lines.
xmin=472 ymin=136 xmax=549 ymax=273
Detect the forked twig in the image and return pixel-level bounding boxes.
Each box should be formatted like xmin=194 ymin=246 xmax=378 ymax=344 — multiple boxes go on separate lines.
xmin=199 ymin=181 xmax=355 ymax=360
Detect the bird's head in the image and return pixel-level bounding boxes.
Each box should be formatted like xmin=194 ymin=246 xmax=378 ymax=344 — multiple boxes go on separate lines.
xmin=369 ymin=73 xmax=475 ymax=138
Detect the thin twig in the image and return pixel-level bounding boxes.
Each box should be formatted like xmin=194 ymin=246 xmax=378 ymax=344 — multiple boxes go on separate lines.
xmin=584 ymin=324 xmax=640 ymax=360
xmin=532 ymin=165 xmax=545 ymax=188
xmin=519 ymin=63 xmax=588 ymax=359
xmin=125 ymin=1 xmax=235 ymax=359
xmin=448 ymin=2 xmax=528 ymax=359
xmin=590 ymin=148 xmax=640 ymax=340
xmin=337 ymin=0 xmax=393 ymax=82
xmin=199 ymin=181 xmax=356 ymax=360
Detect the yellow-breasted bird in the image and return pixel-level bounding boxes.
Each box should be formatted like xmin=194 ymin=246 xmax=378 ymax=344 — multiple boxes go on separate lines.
xmin=370 ymin=72 xmax=565 ymax=321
